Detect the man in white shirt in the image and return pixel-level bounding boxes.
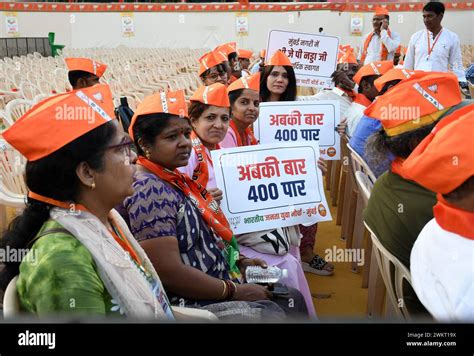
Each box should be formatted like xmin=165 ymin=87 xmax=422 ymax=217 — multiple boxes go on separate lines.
xmin=404 ymin=1 xmax=467 ymax=83
xmin=359 ymin=7 xmax=401 ymax=65
xmin=250 ymin=49 xmax=265 ymax=74
xmin=298 ymin=47 xmax=359 ymax=119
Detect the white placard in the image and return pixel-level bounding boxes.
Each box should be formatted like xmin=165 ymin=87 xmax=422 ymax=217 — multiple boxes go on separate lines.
xmin=254 ymin=100 xmax=341 ymax=160
xmin=212 ymin=143 xmax=332 ymax=235
xmin=266 ymin=29 xmax=339 ymax=89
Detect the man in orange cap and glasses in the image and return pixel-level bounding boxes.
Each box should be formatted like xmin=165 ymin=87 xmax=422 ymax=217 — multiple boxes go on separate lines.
xmin=404 ymin=1 xmax=466 ymax=84
xmin=65 ymin=57 xmax=107 ymax=90
xmin=359 ymin=7 xmax=401 ymax=65
xmin=399 ymin=107 xmax=474 ymax=321
xmin=362 ymin=73 xmax=472 ymax=316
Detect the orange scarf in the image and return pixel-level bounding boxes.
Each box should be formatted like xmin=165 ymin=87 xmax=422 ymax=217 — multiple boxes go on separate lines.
xmin=137 ymin=156 xmax=241 ymax=277
xmin=137 ymin=157 xmax=233 ymax=241
xmin=353 ymin=93 xmax=372 ymax=107
xmin=361 ymin=29 xmax=397 ymax=64
xmin=390 ymin=157 xmax=405 ymax=177
xmin=190 ymin=131 xmax=218 ymax=188
xmin=230 ymin=120 xmax=258 ymax=147
xmin=434 ymin=195 xmax=474 ymax=240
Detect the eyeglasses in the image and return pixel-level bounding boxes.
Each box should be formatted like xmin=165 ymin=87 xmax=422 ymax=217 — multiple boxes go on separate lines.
xmin=206 ymin=71 xmax=227 ymax=81
xmin=106 ymin=139 xmax=134 ymax=156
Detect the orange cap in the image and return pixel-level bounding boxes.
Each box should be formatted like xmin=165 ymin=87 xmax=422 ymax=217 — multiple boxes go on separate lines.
xmin=238 ymin=49 xmax=253 ymax=59
xmin=337 ymin=45 xmax=358 ymax=65
xmin=215 ymin=42 xmax=237 ymax=57
xmin=199 ymin=51 xmax=225 ymax=76
xmin=259 ymin=49 xmax=266 ymax=58
xmin=214 ymin=50 xmax=229 ymax=64
xmin=227 ymin=72 xmax=260 ymax=93
xmin=353 ymin=61 xmax=394 ymax=84
xmin=3 ymin=84 xmax=115 ymax=161
xmin=399 ymin=104 xmax=474 ymax=194
xmin=365 ymin=72 xmax=462 ymax=137
xmin=266 ymin=50 xmax=293 ymax=67
xmin=128 ymin=90 xmax=188 ymax=140
xmin=374 ymin=6 xmax=389 ymax=16
xmin=65 ymin=57 xmax=107 ymax=78
xmin=191 ymin=83 xmax=230 ymax=107
xmin=374 ymin=68 xmax=423 ymax=92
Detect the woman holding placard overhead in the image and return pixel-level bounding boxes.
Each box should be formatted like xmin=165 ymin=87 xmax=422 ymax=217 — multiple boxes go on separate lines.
xmin=218 ymin=73 xmax=316 ymax=317
xmin=259 ymin=50 xmax=334 ymax=277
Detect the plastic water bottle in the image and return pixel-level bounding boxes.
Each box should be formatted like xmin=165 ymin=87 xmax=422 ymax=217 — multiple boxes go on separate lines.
xmin=245 ymin=266 xmax=288 ymax=284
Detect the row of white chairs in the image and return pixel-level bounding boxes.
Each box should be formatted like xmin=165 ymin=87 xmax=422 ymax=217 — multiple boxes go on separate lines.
xmin=348 ymin=142 xmax=413 ymax=321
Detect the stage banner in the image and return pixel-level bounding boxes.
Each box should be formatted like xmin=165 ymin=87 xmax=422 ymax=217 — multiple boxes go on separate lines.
xmin=254 ymin=100 xmax=341 ymax=160
xmin=212 ymin=142 xmax=332 ymax=235
xmin=266 ymin=29 xmax=339 ymax=89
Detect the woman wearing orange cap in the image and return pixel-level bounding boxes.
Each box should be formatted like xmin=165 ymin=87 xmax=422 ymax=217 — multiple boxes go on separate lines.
xmin=123 ymin=90 xmax=308 ymax=320
xmin=198 ymin=51 xmax=229 ymax=86
xmin=260 ymin=50 xmax=297 ymax=103
xmin=178 ymin=83 xmax=230 ymax=200
xmin=0 ymin=85 xmax=174 ymax=319
xmin=220 ymin=72 xmax=260 ymax=148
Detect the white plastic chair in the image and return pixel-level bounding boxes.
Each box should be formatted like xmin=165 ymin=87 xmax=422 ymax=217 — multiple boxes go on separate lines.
xmin=0 ymin=139 xmax=27 ymax=208
xmin=3 ymin=275 xmax=217 ymax=321
xmin=347 ymin=143 xmax=377 ymax=183
xmin=4 ymin=99 xmax=33 ymax=127
xmin=355 ymin=170 xmax=373 ymax=207
xmin=364 ymin=223 xmax=413 ymax=321
xmin=19 ymin=81 xmax=41 ymax=101
xmin=3 ymin=276 xmax=19 ymax=318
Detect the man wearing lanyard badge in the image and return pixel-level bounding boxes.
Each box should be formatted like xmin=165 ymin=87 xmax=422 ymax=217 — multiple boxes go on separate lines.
xmin=404 ymin=1 xmax=467 ymax=86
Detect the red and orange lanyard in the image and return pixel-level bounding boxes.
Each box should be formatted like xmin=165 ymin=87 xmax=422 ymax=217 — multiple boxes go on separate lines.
xmin=426 ymin=29 xmax=443 ymax=59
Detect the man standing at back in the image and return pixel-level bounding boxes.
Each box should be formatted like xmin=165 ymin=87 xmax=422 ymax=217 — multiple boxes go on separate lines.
xmin=404 ymin=1 xmax=467 ymax=83
xmin=359 ymin=7 xmax=401 ymax=65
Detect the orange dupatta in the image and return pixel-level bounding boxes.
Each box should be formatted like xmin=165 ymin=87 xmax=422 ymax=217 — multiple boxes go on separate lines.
xmin=136 ymin=157 xmax=241 ymax=277
xmin=360 ymin=30 xmax=399 ymax=64
xmin=190 ymin=131 xmax=218 ymax=188
xmin=230 ymin=120 xmax=258 ymax=147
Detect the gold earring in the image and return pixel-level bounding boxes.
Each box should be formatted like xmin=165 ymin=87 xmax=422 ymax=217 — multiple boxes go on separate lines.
xmin=91 ymin=182 xmax=96 ymax=189
xmin=145 ymin=150 xmax=151 ymax=160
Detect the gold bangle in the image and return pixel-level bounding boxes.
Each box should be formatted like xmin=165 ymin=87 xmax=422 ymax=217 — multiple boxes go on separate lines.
xmin=230 ymin=280 xmax=237 ymax=296
xmin=220 ymin=280 xmax=227 ymax=300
